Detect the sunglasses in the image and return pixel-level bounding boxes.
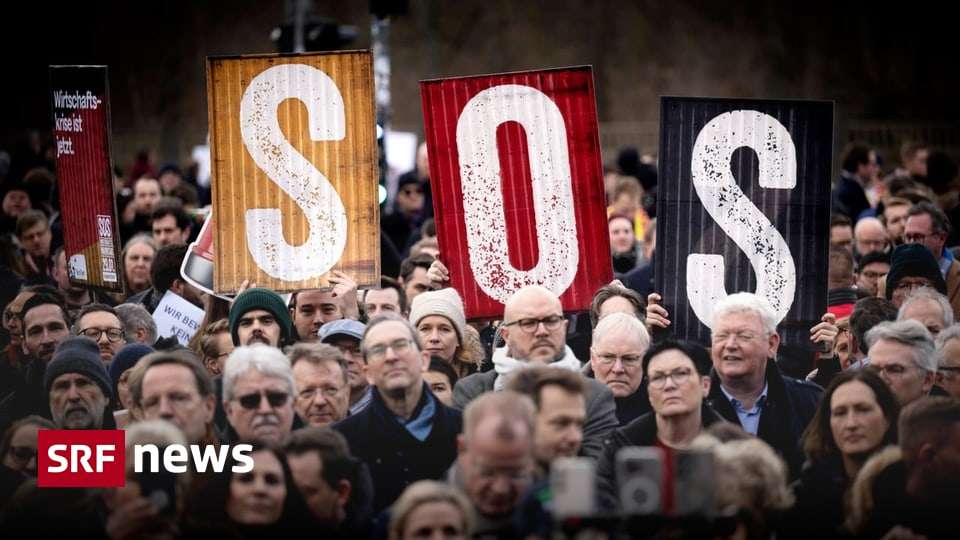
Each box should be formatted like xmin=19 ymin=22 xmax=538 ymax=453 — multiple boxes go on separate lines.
xmin=236 ymin=390 xmax=289 ymax=410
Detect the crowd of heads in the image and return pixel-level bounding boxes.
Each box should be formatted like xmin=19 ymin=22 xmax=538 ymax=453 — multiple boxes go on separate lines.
xmin=1 ymin=134 xmax=960 ymax=538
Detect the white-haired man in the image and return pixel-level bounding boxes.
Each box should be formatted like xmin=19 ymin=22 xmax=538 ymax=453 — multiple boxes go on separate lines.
xmin=866 ymin=319 xmax=937 ymax=406
xmin=453 ymin=285 xmax=618 ymax=459
xmin=223 ymin=344 xmax=296 ymax=445
xmin=897 ymin=286 xmax=954 ymax=339
xmin=587 ymin=312 xmax=652 ymax=425
xmin=935 ymin=323 xmax=960 ymax=398
xmin=647 ymin=291 xmax=824 ymax=477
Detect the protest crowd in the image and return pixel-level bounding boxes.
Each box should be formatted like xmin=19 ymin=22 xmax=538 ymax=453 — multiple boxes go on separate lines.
xmin=2 ymin=108 xmax=960 ymax=540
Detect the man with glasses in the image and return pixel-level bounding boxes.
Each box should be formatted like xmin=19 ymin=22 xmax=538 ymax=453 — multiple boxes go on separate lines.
xmin=934 ymin=323 xmax=960 ymax=398
xmin=288 ymin=342 xmax=350 ymax=427
xmin=453 ymin=285 xmax=618 ymax=460
xmin=222 ymin=344 xmax=296 ymax=445
xmin=588 ymin=312 xmax=652 ymax=424
xmin=865 ymin=319 xmax=937 ymax=406
xmin=882 ymin=243 xmax=949 ymax=309
xmin=904 ymin=202 xmax=960 ymax=319
xmin=703 ymin=292 xmax=823 ymax=477
xmin=133 ymin=351 xmax=218 ymax=445
xmin=73 ymin=304 xmax=125 ymax=366
xmin=453 ymin=390 xmax=536 ymax=539
xmin=856 ymin=251 xmax=890 ymax=297
xmin=898 ymin=287 xmax=954 ymax=339
xmin=333 ymin=313 xmax=462 ymax=512
xmin=319 ymin=319 xmax=370 ymax=414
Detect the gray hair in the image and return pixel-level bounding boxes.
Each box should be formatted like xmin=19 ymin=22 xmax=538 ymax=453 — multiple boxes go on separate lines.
xmin=711 ymin=292 xmax=778 ymax=335
xmin=592 ymin=311 xmax=650 ymax=352
xmin=222 ymin=344 xmax=295 ymax=401
xmin=898 ymin=286 xmax=954 ymax=327
xmin=934 ymin=323 xmax=960 ymax=368
xmin=865 ymin=320 xmax=936 ymax=372
xmin=286 ymin=342 xmax=349 ymax=386
xmin=115 ymin=303 xmax=158 ymax=344
xmin=121 ymin=233 xmax=158 ymax=261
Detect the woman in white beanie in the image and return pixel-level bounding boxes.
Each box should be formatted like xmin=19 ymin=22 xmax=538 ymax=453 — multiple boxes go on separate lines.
xmin=408 ymin=287 xmax=479 ymax=378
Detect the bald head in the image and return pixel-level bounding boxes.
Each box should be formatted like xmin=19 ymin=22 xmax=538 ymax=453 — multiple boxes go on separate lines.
xmin=855 ymin=217 xmax=888 ymax=256
xmin=501 ymin=285 xmax=568 ymax=364
xmin=504 ymin=285 xmax=562 ymax=321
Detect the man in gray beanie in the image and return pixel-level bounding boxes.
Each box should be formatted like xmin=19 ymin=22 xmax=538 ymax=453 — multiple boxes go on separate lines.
xmin=45 ymin=336 xmax=113 ymax=429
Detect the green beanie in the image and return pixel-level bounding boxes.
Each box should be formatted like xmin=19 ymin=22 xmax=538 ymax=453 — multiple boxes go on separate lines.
xmin=228 ymin=288 xmax=292 ymax=345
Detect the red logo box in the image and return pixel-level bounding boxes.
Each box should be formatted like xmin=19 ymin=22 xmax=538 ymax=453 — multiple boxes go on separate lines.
xmin=38 ymin=430 xmax=125 ymax=488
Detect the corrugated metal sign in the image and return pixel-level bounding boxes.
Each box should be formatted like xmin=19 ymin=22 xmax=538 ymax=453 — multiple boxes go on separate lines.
xmin=207 ymin=51 xmax=379 ymax=294
xmin=421 ymin=67 xmax=612 ymax=319
xmin=655 ymin=97 xmax=833 ymax=352
xmin=50 ymin=65 xmax=124 ymax=292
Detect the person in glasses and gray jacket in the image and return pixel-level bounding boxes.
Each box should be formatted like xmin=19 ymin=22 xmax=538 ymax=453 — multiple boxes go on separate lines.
xmin=223 ymin=344 xmax=296 ymax=446
xmin=452 ymin=285 xmax=618 ymax=460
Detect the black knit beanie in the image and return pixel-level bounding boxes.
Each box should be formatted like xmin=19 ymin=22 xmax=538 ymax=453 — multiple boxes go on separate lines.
xmin=885 ymin=244 xmax=948 ymax=299
xmin=44 ymin=336 xmax=114 ymax=400
xmin=228 ymin=287 xmax=292 ymax=345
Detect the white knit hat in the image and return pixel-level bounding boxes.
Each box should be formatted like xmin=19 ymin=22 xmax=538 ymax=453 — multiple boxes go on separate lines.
xmin=408 ymin=287 xmax=467 ymax=344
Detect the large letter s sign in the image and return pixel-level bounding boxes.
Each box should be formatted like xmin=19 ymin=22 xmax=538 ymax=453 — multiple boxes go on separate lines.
xmin=239 ymin=64 xmax=348 ymax=281
xmin=686 ymin=110 xmax=797 ymax=328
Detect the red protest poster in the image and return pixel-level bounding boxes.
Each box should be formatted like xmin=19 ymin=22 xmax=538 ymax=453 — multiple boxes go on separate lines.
xmin=50 ymin=66 xmax=123 ymax=292
xmin=420 ymin=66 xmax=611 ymax=319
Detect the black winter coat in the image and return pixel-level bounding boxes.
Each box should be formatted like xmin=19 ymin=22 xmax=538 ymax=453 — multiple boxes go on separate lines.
xmin=333 ymin=383 xmax=462 ymax=512
xmin=706 ymin=359 xmax=822 ymax=479
xmin=595 ymin=404 xmax=727 ymax=510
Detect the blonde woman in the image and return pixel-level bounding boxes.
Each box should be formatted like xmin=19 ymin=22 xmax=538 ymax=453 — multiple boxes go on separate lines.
xmin=389 ymin=481 xmax=474 ymax=540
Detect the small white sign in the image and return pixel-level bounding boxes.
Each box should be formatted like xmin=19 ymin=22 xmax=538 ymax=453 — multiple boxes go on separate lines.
xmin=68 ymin=253 xmax=88 ymax=280
xmin=152 ymin=290 xmax=204 ymax=345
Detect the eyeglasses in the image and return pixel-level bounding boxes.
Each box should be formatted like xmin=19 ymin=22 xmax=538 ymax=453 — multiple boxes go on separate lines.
xmin=904 ymin=232 xmax=942 ymax=244
xmin=648 ymin=368 xmax=694 ymax=389
xmin=79 ymin=327 xmax=124 ymax=342
xmin=594 ymin=352 xmax=642 ymax=368
xmin=711 ymin=331 xmax=761 ymax=344
xmin=893 ymin=280 xmax=931 ymax=292
xmin=866 ymin=363 xmax=916 ymax=379
xmin=7 ymin=445 xmax=36 ymax=463
xmin=236 ymin=390 xmax=290 ymax=410
xmin=365 ymin=338 xmax=415 ymax=361
xmin=502 ymin=315 xmax=565 ymax=334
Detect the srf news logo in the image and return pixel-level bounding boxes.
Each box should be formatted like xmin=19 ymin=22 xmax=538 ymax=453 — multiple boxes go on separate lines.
xmin=38 ymin=430 xmax=252 ymax=488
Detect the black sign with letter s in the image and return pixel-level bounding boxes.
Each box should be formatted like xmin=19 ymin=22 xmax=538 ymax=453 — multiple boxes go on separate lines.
xmin=655 ymin=97 xmax=833 ymax=369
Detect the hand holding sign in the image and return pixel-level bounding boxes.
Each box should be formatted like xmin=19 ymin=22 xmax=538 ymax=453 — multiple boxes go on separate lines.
xmin=645 ymin=292 xmax=671 ymax=333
